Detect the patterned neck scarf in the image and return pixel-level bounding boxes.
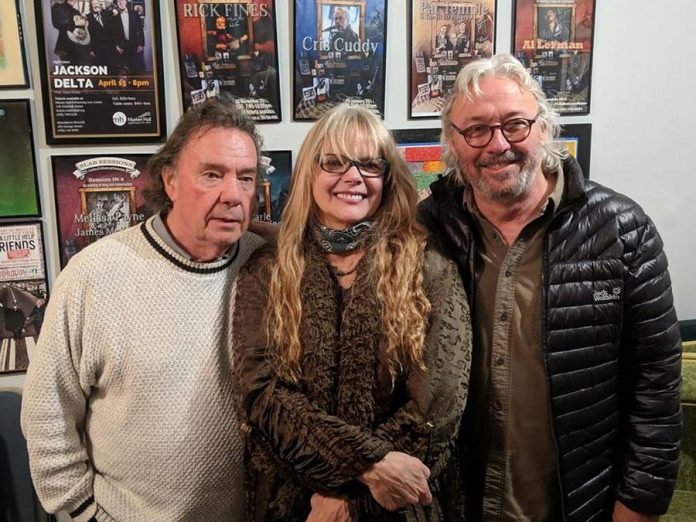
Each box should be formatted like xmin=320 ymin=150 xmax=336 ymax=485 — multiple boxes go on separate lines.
xmin=310 ymin=219 xmax=375 ymax=254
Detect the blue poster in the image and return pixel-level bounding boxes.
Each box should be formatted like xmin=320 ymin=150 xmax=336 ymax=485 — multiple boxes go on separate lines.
xmin=293 ymin=0 xmax=387 ymax=120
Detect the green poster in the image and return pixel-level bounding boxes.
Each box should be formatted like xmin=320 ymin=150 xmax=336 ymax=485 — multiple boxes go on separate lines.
xmin=0 ymin=100 xmax=39 ymax=217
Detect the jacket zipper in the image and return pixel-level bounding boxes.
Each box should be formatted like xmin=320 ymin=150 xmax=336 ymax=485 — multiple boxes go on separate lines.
xmin=542 ymin=220 xmax=568 ymax=522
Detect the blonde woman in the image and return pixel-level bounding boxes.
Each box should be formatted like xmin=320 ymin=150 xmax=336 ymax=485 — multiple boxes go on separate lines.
xmin=234 ymin=106 xmax=471 ymax=521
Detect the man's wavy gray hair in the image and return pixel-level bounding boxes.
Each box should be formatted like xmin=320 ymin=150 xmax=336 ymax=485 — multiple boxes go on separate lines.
xmin=440 ymin=54 xmax=567 ymax=184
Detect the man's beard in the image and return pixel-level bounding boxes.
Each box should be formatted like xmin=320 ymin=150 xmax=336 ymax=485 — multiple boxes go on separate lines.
xmin=463 ymin=149 xmax=541 ymax=202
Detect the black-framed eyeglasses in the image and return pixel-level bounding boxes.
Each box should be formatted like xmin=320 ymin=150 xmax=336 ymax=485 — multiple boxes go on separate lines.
xmin=317 ymin=154 xmax=390 ymax=178
xmin=450 ymin=115 xmax=539 ymax=148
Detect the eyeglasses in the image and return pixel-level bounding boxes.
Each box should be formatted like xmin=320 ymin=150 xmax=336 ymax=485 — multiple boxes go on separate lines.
xmin=450 ymin=115 xmax=538 ymax=148
xmin=317 ymin=155 xmax=390 ymax=178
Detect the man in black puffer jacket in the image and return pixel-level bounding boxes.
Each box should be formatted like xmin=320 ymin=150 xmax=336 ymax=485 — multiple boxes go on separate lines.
xmin=418 ymin=54 xmax=682 ymax=522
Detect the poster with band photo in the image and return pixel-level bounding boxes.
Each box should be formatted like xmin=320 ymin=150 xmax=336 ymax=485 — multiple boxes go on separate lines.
xmin=34 ymin=0 xmax=166 ymax=144
xmin=51 ymin=153 xmax=154 ymax=269
xmin=257 ymin=150 xmax=291 ymax=223
xmin=174 ymin=0 xmax=282 ymax=122
xmin=294 ymin=0 xmax=388 ymax=120
xmin=0 ymin=221 xmax=49 ymax=374
xmin=512 ymin=0 xmax=596 ymax=115
xmin=409 ymin=0 xmax=497 ymax=119
xmin=0 ymin=0 xmax=30 ymax=88
xmin=0 ymin=100 xmax=40 ymax=218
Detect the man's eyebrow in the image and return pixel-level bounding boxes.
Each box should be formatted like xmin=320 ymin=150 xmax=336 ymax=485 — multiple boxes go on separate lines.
xmin=199 ymin=162 xmax=227 ymax=171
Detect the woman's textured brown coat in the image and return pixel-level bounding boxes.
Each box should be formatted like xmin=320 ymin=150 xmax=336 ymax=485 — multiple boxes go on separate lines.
xmin=233 ymin=238 xmax=472 ymax=521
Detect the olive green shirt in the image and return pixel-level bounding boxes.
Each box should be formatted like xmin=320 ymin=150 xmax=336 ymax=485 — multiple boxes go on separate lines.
xmin=466 ymin=170 xmax=565 ymax=521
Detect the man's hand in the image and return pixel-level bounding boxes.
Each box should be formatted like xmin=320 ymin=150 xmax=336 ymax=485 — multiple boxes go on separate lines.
xmin=359 ymin=451 xmax=431 ymax=511
xmin=613 ymin=501 xmax=659 ymax=522
xmin=306 ymin=493 xmax=350 ymax=522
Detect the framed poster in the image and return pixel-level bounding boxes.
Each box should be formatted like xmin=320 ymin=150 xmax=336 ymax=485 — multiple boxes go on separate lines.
xmin=34 ymin=0 xmax=166 ymax=144
xmin=558 ymin=122 xmax=591 ymax=178
xmin=293 ymin=0 xmax=388 ymax=120
xmin=392 ymin=128 xmax=443 ymax=201
xmin=257 ymin=150 xmax=291 ymax=223
xmin=51 ymin=154 xmax=154 ymax=268
xmin=409 ymin=0 xmax=496 ymax=119
xmin=174 ymin=0 xmax=281 ymax=122
xmin=0 ymin=221 xmax=48 ymax=374
xmin=512 ymin=0 xmax=595 ymax=115
xmin=0 ymin=100 xmax=40 ymax=218
xmin=0 ymin=0 xmax=30 ymax=88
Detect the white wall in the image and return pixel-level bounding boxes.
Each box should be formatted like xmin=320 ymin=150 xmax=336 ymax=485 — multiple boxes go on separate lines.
xmin=2 ymin=0 xmax=695 ymax=378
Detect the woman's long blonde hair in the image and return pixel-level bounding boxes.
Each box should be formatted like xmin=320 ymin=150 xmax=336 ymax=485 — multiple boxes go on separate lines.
xmin=268 ymin=105 xmax=431 ymax=381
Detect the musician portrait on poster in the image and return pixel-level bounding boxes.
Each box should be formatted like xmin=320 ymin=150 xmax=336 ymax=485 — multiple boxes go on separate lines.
xmin=51 ymin=154 xmax=153 ymax=268
xmin=512 ymin=0 xmax=596 ymax=115
xmin=294 ymin=0 xmax=387 ymax=120
xmin=409 ymin=0 xmax=496 ymax=118
xmin=174 ymin=0 xmax=281 ymax=122
xmin=34 ymin=0 xmax=165 ymax=143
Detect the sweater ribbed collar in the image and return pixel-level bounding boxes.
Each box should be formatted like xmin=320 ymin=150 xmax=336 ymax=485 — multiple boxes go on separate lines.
xmin=141 ymin=216 xmax=239 ymax=274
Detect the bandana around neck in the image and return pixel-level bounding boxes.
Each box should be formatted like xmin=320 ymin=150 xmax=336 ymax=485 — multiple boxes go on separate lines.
xmin=311 ymin=219 xmax=374 ymax=254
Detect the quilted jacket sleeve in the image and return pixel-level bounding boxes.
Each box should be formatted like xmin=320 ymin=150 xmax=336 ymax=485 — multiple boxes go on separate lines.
xmin=616 ymin=208 xmax=682 ymax=515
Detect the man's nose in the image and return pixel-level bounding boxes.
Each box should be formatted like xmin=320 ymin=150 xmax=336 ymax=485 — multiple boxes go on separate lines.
xmin=485 ymin=127 xmax=511 ymax=153
xmin=220 ymin=176 xmax=243 ymax=205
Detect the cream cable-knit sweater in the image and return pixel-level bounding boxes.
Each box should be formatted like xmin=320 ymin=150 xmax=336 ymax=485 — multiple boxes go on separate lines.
xmin=21 ymin=217 xmax=264 ymax=522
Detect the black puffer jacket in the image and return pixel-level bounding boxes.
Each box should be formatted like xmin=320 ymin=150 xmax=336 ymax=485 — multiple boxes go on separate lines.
xmin=418 ymin=156 xmax=682 ymax=521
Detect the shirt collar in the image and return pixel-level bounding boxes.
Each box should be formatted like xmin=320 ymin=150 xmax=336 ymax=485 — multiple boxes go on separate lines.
xmin=152 ymin=212 xmax=236 ymax=262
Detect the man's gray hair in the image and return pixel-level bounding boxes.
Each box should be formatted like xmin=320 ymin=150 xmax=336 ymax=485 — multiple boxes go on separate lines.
xmin=440 ymin=53 xmax=567 ymax=182
xmin=144 ymin=97 xmax=264 ymax=213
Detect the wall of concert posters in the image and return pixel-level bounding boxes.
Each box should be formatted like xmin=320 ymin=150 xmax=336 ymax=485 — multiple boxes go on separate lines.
xmin=0 ymin=221 xmax=48 ymax=374
xmin=51 ymin=154 xmax=154 ymax=268
xmin=33 ymin=0 xmax=166 ymax=143
xmin=293 ymin=0 xmax=388 ymax=120
xmin=512 ymin=0 xmax=595 ymax=115
xmin=0 ymin=0 xmax=29 ymax=88
xmin=0 ymin=99 xmax=40 ymax=218
xmin=409 ymin=0 xmax=496 ymax=118
xmin=174 ymin=0 xmax=281 ymax=122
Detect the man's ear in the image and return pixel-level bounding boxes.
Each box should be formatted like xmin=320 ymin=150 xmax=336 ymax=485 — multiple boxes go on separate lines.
xmin=162 ymin=167 xmax=177 ymax=203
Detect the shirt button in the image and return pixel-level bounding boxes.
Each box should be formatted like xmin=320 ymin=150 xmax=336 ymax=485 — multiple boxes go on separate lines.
xmin=500 ymin=312 xmax=508 ymax=321
xmin=495 ymin=356 xmax=504 ymax=366
xmin=493 ymin=400 xmax=502 ymax=411
xmin=504 ymin=269 xmax=512 ymax=277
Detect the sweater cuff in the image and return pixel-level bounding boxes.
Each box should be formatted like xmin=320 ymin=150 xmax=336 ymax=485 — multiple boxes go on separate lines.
xmin=68 ymin=495 xmax=97 ymax=522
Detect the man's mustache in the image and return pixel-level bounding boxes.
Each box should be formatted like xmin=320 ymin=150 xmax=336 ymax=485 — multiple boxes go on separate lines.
xmin=476 ymin=150 xmax=524 ymax=168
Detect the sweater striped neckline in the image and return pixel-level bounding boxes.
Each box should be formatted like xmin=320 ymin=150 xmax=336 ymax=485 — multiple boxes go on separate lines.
xmin=140 ymin=217 xmax=239 ymax=274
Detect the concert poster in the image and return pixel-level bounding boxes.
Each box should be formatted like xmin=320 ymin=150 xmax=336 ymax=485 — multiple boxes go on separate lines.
xmin=512 ymin=0 xmax=596 ymax=115
xmin=0 ymin=100 xmax=40 ymax=218
xmin=409 ymin=0 xmax=496 ymax=119
xmin=256 ymin=150 xmax=291 ymax=223
xmin=558 ymin=123 xmax=591 ymax=177
xmin=392 ymin=128 xmax=443 ymax=201
xmin=174 ymin=0 xmax=281 ymax=122
xmin=0 ymin=0 xmax=29 ymax=88
xmin=34 ymin=0 xmax=166 ymax=144
xmin=0 ymin=221 xmax=48 ymax=374
xmin=51 ymin=153 xmax=154 ymax=268
xmin=293 ymin=0 xmax=388 ymax=120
